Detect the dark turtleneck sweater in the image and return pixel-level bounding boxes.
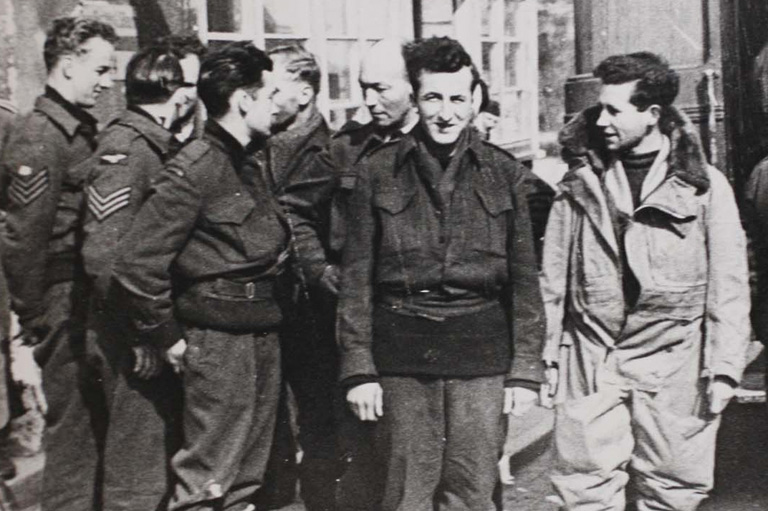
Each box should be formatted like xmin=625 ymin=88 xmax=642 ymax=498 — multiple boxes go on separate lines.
xmin=622 ymin=150 xmax=659 ymax=208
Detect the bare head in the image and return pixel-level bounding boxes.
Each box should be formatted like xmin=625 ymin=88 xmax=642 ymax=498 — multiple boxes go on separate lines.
xmin=359 ymin=39 xmax=415 ymax=130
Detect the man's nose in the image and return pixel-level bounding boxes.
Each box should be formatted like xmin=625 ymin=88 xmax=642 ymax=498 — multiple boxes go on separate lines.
xmin=596 ymin=108 xmax=610 ymax=127
xmin=100 ymin=73 xmax=114 ymax=90
xmin=364 ymin=89 xmax=379 ymax=108
xmin=437 ymin=100 xmax=453 ymax=120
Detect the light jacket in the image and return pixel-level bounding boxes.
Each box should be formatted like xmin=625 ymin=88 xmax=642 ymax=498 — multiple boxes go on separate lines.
xmin=541 ymin=106 xmax=750 ymax=392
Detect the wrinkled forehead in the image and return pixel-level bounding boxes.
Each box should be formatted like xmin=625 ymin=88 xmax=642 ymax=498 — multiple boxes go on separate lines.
xmin=416 ymin=67 xmax=474 ymax=95
xmin=74 ymin=37 xmax=115 ymax=66
xmin=360 ymin=51 xmax=408 ymax=86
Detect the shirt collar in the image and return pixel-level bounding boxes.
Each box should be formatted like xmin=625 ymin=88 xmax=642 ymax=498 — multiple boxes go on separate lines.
xmin=395 ymin=125 xmax=478 ymax=172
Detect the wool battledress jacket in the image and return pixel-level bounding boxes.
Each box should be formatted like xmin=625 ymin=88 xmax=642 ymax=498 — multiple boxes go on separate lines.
xmin=336 ymin=126 xmax=545 ymax=385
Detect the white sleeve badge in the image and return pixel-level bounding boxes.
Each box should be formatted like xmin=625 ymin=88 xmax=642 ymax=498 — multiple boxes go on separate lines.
xmin=9 ymin=166 xmax=49 ymax=206
xmin=88 ymin=185 xmax=132 ymax=221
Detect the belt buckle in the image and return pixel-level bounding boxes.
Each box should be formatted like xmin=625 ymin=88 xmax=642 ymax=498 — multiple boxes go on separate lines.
xmin=245 ymin=282 xmax=256 ymax=299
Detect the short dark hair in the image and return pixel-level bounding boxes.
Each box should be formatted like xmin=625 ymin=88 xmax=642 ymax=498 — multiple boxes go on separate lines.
xmin=593 ymin=52 xmax=680 ymax=110
xmin=152 ymin=33 xmax=207 ymax=59
xmin=268 ymin=45 xmax=321 ymax=94
xmin=404 ymin=37 xmax=480 ymax=93
xmin=125 ymin=46 xmax=185 ymax=106
xmin=44 ymin=17 xmax=118 ymax=72
xmin=197 ymin=41 xmax=273 ymax=119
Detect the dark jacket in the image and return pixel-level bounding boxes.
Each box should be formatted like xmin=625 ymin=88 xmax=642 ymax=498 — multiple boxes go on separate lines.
xmin=336 ymin=126 xmax=545 ymax=384
xmin=81 ymin=108 xmax=176 ymax=300
xmin=745 ymin=154 xmax=768 ymax=344
xmin=112 ymin=120 xmax=290 ymax=348
xmin=266 ymin=110 xmax=334 ymax=288
xmin=1 ymin=89 xmax=97 ymax=328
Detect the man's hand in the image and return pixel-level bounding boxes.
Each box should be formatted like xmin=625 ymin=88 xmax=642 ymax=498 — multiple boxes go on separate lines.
xmin=347 ymin=382 xmax=383 ymax=421
xmin=9 ymin=338 xmax=47 ymax=414
xmin=132 ymin=346 xmax=162 ymax=379
xmin=540 ymin=365 xmax=559 ymax=409
xmin=708 ymin=378 xmax=736 ymax=415
xmin=165 ymin=339 xmax=188 ymax=374
xmin=504 ymin=386 xmax=538 ymax=417
xmin=318 ymin=264 xmax=340 ymax=296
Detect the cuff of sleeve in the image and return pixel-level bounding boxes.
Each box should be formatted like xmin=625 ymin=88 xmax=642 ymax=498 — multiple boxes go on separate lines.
xmin=339 ymin=348 xmax=378 ymax=382
xmin=137 ymin=319 xmax=184 ymax=350
xmin=341 ymin=374 xmax=379 ymax=390
xmin=507 ymin=354 xmax=545 ymax=384
xmin=709 ymin=364 xmax=744 ymax=388
xmin=504 ymin=378 xmax=541 ymax=391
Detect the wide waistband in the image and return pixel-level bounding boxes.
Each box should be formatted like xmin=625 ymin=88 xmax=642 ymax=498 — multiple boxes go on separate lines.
xmin=376 ymin=292 xmax=500 ymax=321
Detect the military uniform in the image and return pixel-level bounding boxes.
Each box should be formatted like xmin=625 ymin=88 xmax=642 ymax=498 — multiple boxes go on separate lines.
xmin=263 ymin=110 xmax=336 ymax=511
xmin=112 ymin=120 xmax=289 ymax=511
xmin=0 ymin=87 xmax=104 ymax=511
xmin=80 ymin=107 xmax=181 ymax=511
xmin=337 ymin=126 xmax=545 ymax=511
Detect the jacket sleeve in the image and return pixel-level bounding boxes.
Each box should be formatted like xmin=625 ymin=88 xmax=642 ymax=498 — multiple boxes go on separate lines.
xmin=111 ymin=161 xmax=202 ymax=349
xmin=506 ymin=165 xmax=546 ymax=384
xmin=743 ymin=159 xmax=768 ymax=343
xmin=84 ymin=139 xmax=158 ymax=301
xmin=336 ymin=161 xmax=378 ymax=382
xmin=281 ymin=148 xmax=338 ymax=286
xmin=1 ymin=123 xmax=64 ymax=329
xmin=539 ymin=194 xmax=574 ymax=365
xmin=705 ymin=167 xmax=751 ymax=384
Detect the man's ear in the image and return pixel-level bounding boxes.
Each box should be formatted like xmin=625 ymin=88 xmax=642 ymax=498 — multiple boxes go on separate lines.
xmin=472 ymin=83 xmax=483 ymax=116
xmin=233 ymin=89 xmax=250 ymax=116
xmin=298 ymin=83 xmax=314 ymax=107
xmin=60 ymin=55 xmax=75 ymax=80
xmin=647 ymin=104 xmax=662 ymax=126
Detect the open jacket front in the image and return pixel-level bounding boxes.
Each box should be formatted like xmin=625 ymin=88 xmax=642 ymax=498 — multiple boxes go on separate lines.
xmin=541 ymin=106 xmax=750 ymax=396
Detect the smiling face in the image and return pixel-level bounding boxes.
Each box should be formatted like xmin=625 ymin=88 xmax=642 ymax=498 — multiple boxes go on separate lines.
xmin=596 ymin=80 xmax=659 ymax=154
xmin=416 ymin=66 xmax=475 ymax=146
xmin=67 ymin=37 xmax=115 ymax=108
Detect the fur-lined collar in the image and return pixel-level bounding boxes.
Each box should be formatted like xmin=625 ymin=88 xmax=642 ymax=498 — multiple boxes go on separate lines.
xmin=558 ymin=105 xmax=710 ymax=193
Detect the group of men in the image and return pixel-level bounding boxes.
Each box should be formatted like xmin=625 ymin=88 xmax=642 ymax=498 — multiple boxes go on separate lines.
xmin=0 ymin=12 xmax=753 ymax=511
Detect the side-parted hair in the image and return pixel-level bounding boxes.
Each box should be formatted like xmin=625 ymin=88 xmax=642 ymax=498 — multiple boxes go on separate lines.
xmin=268 ymin=44 xmax=321 ymax=94
xmin=152 ymin=33 xmax=207 ymax=59
xmin=125 ymin=46 xmax=185 ymax=106
xmin=197 ymin=41 xmax=273 ymax=119
xmin=593 ymin=52 xmax=680 ymax=111
xmin=44 ymin=17 xmax=118 ymax=72
xmin=404 ymin=37 xmax=480 ymax=93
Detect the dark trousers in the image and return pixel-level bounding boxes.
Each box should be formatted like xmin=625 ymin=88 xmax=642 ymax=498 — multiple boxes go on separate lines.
xmin=375 ymin=375 xmax=506 ymax=511
xmin=170 ymin=327 xmax=281 ymax=511
xmin=280 ymin=295 xmax=340 ymax=511
xmin=33 ymin=281 xmax=108 ymax=511
xmin=89 ymin=307 xmax=183 ymax=511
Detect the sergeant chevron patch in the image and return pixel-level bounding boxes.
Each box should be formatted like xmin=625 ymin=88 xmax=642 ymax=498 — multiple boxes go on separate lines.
xmin=88 ymin=185 xmax=131 ymax=221
xmin=9 ymin=168 xmax=49 ymax=206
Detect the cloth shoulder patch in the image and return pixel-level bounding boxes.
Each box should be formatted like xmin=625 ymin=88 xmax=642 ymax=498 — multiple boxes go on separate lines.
xmin=88 ymin=185 xmax=131 ymax=221
xmin=9 ymin=166 xmax=49 ymax=206
xmin=100 ymin=153 xmax=128 ymax=164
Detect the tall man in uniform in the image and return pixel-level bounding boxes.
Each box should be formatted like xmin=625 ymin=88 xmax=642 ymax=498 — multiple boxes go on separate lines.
xmin=0 ymin=17 xmax=117 ymax=511
xmin=261 ymin=44 xmax=335 ymax=511
xmin=337 ymin=37 xmax=544 ymax=511
xmin=112 ymin=41 xmax=286 ymax=511
xmin=80 ymin=44 xmax=201 ymax=511
xmin=541 ymin=52 xmax=750 ymax=510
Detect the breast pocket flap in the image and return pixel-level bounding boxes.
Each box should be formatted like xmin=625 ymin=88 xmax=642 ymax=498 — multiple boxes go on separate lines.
xmin=374 ymin=190 xmax=416 ymax=215
xmin=475 ymin=188 xmax=514 ymax=217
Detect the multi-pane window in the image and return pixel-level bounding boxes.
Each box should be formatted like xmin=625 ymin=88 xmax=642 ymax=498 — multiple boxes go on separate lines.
xmin=476 ymin=0 xmax=538 ymax=153
xmin=198 ymin=0 xmax=413 ymax=129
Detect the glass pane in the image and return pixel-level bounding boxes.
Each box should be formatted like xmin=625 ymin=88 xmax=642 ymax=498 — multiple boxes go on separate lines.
xmin=325 ymin=0 xmax=353 ymax=35
xmin=481 ymin=42 xmax=494 ymax=84
xmin=504 ymin=0 xmax=520 ymax=37
xmin=265 ymin=38 xmax=308 ymax=52
xmin=207 ymin=0 xmax=241 ymax=33
xmin=360 ymin=0 xmax=390 ymax=38
xmin=264 ymin=0 xmax=310 ymax=35
xmin=327 ymin=41 xmax=355 ymax=101
xmin=504 ymin=42 xmax=519 ymax=87
xmin=329 ymin=107 xmax=360 ymax=130
xmin=501 ymin=90 xmax=523 ymax=136
xmin=479 ymin=0 xmax=492 ymax=37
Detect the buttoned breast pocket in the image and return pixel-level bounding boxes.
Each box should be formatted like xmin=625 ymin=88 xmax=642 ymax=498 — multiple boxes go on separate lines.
xmin=373 ymin=190 xmax=419 ymax=256
xmin=642 ymin=211 xmax=706 ymax=288
xmin=472 ymin=187 xmax=514 ymax=256
xmin=204 ymin=194 xmax=261 ymax=258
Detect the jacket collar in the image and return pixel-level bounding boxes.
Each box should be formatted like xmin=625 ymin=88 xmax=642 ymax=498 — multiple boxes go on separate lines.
xmin=36 ymin=87 xmax=98 ymax=139
xmin=112 ymin=107 xmax=174 ymax=157
xmin=204 ymin=119 xmax=249 ymax=169
xmin=267 ymin=109 xmax=330 ymax=189
xmin=394 ymin=125 xmax=482 ymax=173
